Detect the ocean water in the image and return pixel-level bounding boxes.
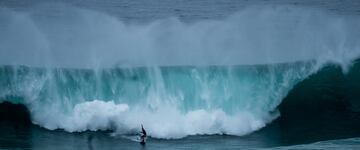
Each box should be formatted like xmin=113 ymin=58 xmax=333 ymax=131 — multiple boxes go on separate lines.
xmin=1 ymin=0 xmax=360 ymax=149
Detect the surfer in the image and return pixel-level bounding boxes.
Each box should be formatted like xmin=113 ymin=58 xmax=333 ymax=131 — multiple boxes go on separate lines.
xmin=140 ymin=124 xmax=147 ymax=145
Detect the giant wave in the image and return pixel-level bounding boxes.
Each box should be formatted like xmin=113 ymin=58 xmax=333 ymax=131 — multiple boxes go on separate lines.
xmin=0 ymin=4 xmax=360 ymax=139
xmin=0 ymin=62 xmax=314 ymax=138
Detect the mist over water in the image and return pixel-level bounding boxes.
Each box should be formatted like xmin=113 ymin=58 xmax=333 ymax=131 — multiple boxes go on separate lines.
xmin=1 ymin=2 xmax=360 ymax=140
xmin=0 ymin=4 xmax=359 ymax=68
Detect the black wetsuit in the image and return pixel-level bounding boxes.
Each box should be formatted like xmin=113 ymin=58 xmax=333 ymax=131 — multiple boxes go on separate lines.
xmin=140 ymin=126 xmax=147 ymax=145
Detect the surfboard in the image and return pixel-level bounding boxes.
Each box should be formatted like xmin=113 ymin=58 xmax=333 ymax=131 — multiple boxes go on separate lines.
xmin=120 ymin=133 xmax=147 ymax=145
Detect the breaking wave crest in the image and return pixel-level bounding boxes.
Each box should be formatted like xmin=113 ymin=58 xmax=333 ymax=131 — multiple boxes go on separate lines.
xmin=0 ymin=4 xmax=359 ymax=139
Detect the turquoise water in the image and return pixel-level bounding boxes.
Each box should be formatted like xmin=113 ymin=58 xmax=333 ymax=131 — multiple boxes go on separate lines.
xmin=0 ymin=63 xmax=314 ymax=138
xmin=1 ymin=61 xmax=360 ymax=149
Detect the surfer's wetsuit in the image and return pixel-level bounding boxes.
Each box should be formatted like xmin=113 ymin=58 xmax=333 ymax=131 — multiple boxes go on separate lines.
xmin=140 ymin=125 xmax=147 ymax=145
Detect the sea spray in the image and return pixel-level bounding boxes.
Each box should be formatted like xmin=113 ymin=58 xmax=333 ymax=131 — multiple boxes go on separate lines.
xmin=0 ymin=5 xmax=359 ymax=67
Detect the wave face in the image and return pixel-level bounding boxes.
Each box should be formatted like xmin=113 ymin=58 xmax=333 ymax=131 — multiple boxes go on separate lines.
xmin=0 ymin=63 xmax=315 ymax=138
xmin=256 ymin=60 xmax=360 ymax=145
xmin=1 ymin=4 xmax=360 ymax=139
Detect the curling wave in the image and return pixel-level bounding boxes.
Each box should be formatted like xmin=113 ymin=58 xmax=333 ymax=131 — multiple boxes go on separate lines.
xmin=0 ymin=4 xmax=360 ymax=139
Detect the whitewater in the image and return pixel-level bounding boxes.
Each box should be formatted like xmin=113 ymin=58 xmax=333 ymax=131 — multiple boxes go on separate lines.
xmin=0 ymin=2 xmax=360 ymax=142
